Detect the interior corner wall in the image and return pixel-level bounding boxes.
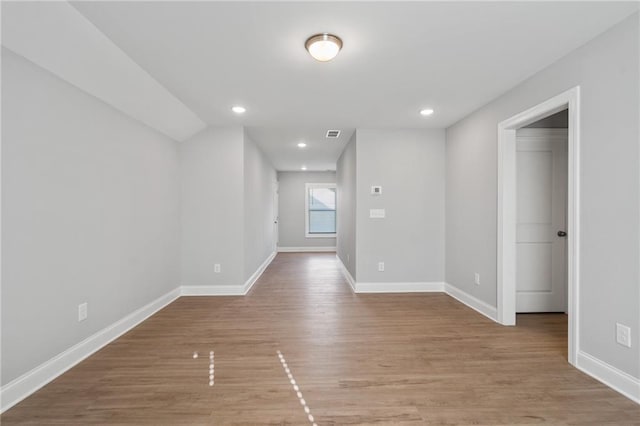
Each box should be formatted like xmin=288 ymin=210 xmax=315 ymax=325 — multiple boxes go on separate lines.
xmin=1 ymin=48 xmax=180 ymax=385
xmin=355 ymin=129 xmax=445 ymax=284
xmin=179 ymin=127 xmax=244 ymax=286
xmin=243 ymin=131 xmax=277 ymax=280
xmin=445 ymin=13 xmax=639 ymax=379
xmin=277 ymin=171 xmax=337 ymax=249
xmin=336 ymin=133 xmax=357 ymax=279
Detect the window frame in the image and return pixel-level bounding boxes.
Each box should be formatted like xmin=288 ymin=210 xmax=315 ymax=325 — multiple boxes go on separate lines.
xmin=304 ymin=183 xmax=337 ymax=238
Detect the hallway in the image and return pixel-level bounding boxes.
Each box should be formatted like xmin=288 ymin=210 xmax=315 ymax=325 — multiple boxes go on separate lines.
xmin=2 ymin=253 xmax=639 ymax=425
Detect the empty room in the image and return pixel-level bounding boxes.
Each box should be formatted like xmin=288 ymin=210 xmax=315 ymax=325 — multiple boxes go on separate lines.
xmin=1 ymin=1 xmax=639 ymax=424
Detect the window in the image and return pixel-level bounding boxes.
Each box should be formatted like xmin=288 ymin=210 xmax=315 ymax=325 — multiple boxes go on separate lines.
xmin=305 ymin=183 xmax=336 ymax=237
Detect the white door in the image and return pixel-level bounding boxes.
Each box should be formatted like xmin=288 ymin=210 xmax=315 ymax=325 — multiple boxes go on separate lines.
xmin=516 ymin=128 xmax=568 ymax=313
xmin=273 ymin=181 xmax=279 ymax=251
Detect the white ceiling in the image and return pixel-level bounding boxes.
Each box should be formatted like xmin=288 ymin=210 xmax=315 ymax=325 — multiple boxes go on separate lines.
xmin=1 ymin=2 xmax=207 ymax=142
xmin=6 ymin=2 xmax=639 ymax=170
xmin=245 ymin=127 xmax=354 ymax=171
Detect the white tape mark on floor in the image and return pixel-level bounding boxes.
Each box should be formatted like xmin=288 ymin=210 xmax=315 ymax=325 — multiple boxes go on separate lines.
xmin=209 ymin=351 xmax=215 ymax=386
xmin=277 ymin=350 xmax=317 ymax=426
xmin=192 ymin=351 xmax=214 ymax=387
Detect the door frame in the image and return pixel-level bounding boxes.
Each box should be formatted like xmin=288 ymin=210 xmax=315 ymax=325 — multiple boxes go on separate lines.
xmin=497 ymin=86 xmax=580 ymax=366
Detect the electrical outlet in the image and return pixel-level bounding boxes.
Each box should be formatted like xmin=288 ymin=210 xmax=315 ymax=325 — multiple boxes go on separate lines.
xmin=378 ymin=262 xmax=385 ymax=272
xmin=474 ymin=273 xmax=480 ymax=285
xmin=616 ymin=323 xmax=631 ymax=348
xmin=214 ymin=264 xmax=221 ymax=273
xmin=78 ymin=303 xmax=88 ymax=322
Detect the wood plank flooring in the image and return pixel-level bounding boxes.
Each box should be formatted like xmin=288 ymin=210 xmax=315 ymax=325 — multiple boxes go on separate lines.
xmin=2 ymin=253 xmax=639 ymax=424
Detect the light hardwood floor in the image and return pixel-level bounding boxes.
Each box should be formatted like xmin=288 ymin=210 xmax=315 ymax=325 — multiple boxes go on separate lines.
xmin=2 ymin=253 xmax=639 ymax=425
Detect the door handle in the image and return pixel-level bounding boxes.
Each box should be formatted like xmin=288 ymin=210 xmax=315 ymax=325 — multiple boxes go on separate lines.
xmin=557 ymin=231 xmax=567 ymax=237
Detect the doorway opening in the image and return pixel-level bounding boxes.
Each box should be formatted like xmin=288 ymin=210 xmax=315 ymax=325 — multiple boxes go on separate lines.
xmin=516 ymin=115 xmax=568 ymax=313
xmin=497 ymin=87 xmax=580 ymax=366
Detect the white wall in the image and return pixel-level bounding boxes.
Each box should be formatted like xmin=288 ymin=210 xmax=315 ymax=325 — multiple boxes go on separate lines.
xmin=180 ymin=127 xmax=277 ymax=287
xmin=180 ymin=127 xmax=244 ymax=286
xmin=356 ymin=129 xmax=445 ymax=284
xmin=277 ymin=171 xmax=337 ymax=249
xmin=1 ymin=49 xmax=180 ymax=385
xmin=445 ymin=14 xmax=639 ymax=378
xmin=336 ymin=135 xmax=357 ymax=278
xmin=244 ymin=132 xmax=277 ymax=279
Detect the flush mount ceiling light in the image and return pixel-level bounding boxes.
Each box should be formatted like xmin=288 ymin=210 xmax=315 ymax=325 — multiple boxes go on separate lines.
xmin=420 ymin=108 xmax=434 ymax=116
xmin=297 ymin=142 xmax=307 ymax=148
xmin=232 ymin=106 xmax=246 ymax=114
xmin=305 ymin=33 xmax=343 ymax=62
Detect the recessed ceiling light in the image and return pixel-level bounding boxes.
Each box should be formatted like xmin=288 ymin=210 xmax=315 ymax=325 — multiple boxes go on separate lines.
xmin=420 ymin=108 xmax=434 ymax=116
xmin=301 ymin=166 xmax=307 ymax=171
xmin=232 ymin=106 xmax=246 ymax=114
xmin=297 ymin=142 xmax=307 ymax=148
xmin=305 ymin=33 xmax=343 ymax=62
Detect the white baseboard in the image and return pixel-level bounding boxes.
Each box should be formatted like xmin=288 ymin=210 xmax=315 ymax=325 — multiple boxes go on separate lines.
xmin=242 ymin=251 xmax=276 ymax=294
xmin=335 ymin=255 xmax=356 ymax=291
xmin=576 ymin=350 xmax=640 ymax=404
xmin=277 ymin=246 xmax=336 ymax=252
xmin=336 ymin=255 xmax=445 ymax=294
xmin=444 ymin=283 xmax=498 ymax=322
xmin=0 ymin=287 xmax=181 ymax=413
xmin=182 ymin=251 xmax=276 ymax=296
xmin=356 ymin=281 xmax=445 ymax=293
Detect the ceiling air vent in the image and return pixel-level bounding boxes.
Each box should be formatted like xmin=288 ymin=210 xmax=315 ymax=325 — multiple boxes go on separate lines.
xmin=326 ymin=130 xmax=341 ymax=138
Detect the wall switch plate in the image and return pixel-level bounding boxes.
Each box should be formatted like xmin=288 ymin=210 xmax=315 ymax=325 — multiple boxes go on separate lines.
xmin=378 ymin=262 xmax=385 ymax=272
xmin=214 ymin=264 xmax=221 ymax=273
xmin=78 ymin=303 xmax=88 ymax=322
xmin=371 ymin=186 xmax=382 ymax=195
xmin=616 ymin=323 xmax=631 ymax=348
xmin=474 ymin=273 xmax=480 ymax=285
xmin=369 ymin=209 xmax=385 ymax=219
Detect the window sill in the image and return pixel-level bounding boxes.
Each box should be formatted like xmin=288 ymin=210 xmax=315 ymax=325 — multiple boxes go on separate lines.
xmin=305 ymin=234 xmax=337 ymax=239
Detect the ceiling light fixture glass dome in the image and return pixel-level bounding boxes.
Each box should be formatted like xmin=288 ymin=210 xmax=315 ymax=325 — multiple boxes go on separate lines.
xmin=305 ymin=33 xmax=343 ymax=62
